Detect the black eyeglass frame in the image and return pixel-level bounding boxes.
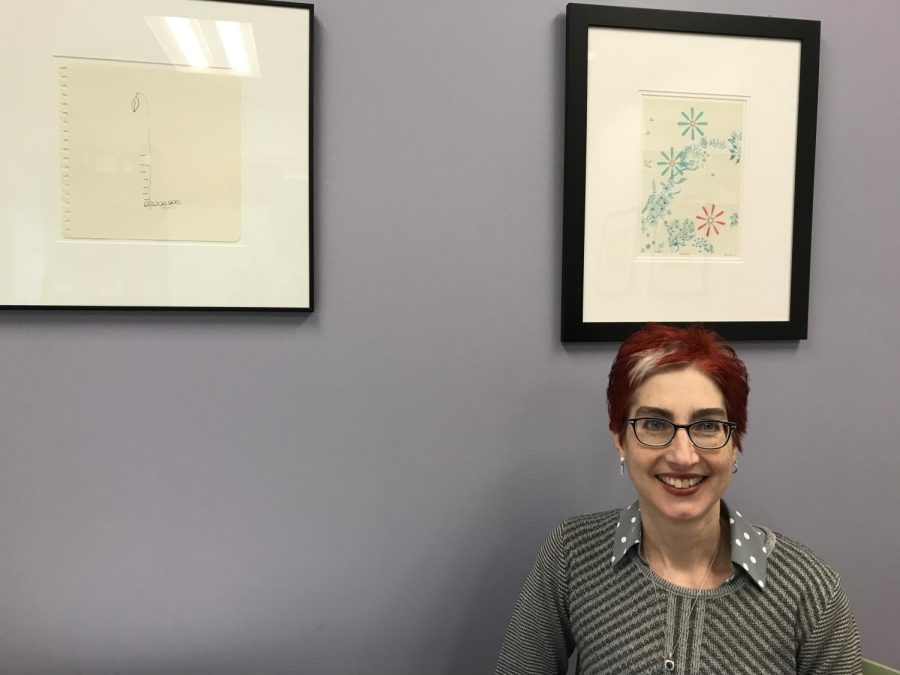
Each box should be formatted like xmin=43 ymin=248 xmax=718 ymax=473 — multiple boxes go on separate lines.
xmin=625 ymin=417 xmax=738 ymax=450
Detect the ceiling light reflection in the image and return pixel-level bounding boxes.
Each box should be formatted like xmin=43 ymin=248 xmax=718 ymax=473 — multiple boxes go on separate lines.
xmin=215 ymin=21 xmax=250 ymax=73
xmin=165 ymin=16 xmax=208 ymax=68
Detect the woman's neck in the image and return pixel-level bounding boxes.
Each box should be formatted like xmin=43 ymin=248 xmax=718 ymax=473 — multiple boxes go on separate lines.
xmin=639 ymin=501 xmax=731 ymax=589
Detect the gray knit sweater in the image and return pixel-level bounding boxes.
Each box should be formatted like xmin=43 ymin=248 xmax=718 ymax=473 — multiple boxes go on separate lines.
xmin=495 ymin=509 xmax=861 ymax=675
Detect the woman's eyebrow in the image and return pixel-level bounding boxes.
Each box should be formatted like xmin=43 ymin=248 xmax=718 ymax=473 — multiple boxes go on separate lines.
xmin=633 ymin=406 xmax=673 ymax=418
xmin=691 ymin=407 xmax=728 ymax=420
xmin=632 ymin=406 xmax=728 ymax=420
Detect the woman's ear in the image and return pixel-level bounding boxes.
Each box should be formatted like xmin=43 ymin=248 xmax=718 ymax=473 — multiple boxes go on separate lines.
xmin=613 ymin=430 xmax=625 ymax=457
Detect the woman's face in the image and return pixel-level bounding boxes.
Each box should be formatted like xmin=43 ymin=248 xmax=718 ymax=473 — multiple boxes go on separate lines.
xmin=614 ymin=365 xmax=738 ymax=525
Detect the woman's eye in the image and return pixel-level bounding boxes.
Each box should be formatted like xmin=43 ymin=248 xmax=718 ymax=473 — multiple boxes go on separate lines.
xmin=695 ymin=421 xmax=721 ymax=433
xmin=641 ymin=419 xmax=667 ymax=431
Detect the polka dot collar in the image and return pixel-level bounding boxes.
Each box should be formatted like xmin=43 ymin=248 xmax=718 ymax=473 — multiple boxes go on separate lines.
xmin=609 ymin=500 xmax=769 ymax=589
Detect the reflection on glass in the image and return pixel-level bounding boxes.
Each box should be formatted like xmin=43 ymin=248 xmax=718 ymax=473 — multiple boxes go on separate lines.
xmin=216 ymin=21 xmax=250 ymax=73
xmin=165 ymin=16 xmax=208 ymax=68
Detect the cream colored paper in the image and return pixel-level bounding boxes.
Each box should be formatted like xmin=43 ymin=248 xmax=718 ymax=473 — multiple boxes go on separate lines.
xmin=59 ymin=57 xmax=242 ymax=242
xmin=639 ymin=95 xmax=745 ymax=259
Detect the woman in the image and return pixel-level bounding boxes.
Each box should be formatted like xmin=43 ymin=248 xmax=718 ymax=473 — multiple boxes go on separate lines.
xmin=496 ymin=324 xmax=861 ymax=675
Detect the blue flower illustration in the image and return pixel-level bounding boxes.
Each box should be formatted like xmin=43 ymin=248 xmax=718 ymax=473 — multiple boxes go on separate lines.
xmin=677 ymin=107 xmax=708 ymax=141
xmin=656 ymin=147 xmax=686 ymax=178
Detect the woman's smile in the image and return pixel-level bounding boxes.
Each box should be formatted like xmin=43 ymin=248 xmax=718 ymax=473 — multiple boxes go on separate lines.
xmin=656 ymin=474 xmax=707 ymax=493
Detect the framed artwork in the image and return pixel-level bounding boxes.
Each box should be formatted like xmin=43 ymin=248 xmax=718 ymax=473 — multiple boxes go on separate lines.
xmin=561 ymin=4 xmax=820 ymax=341
xmin=0 ymin=0 xmax=313 ymax=310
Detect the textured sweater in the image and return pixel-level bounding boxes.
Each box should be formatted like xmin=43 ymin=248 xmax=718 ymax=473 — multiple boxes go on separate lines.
xmin=495 ymin=509 xmax=861 ymax=675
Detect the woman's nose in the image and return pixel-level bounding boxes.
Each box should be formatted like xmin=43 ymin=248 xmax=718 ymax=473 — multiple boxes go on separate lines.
xmin=666 ymin=427 xmax=699 ymax=465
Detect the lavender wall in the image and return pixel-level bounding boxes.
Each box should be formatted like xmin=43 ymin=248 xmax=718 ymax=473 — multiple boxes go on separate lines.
xmin=1 ymin=0 xmax=897 ymax=672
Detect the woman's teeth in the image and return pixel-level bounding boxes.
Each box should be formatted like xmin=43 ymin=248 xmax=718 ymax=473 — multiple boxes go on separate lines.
xmin=658 ymin=476 xmax=704 ymax=489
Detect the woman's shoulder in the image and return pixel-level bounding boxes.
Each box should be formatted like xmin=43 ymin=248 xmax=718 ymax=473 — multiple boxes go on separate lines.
xmin=542 ymin=509 xmax=621 ymax=554
xmin=767 ymin=530 xmax=841 ymax=578
xmin=561 ymin=509 xmax=620 ymax=534
xmin=762 ymin=528 xmax=845 ymax=601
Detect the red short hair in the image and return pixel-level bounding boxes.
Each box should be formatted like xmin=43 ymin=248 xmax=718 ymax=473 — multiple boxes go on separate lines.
xmin=607 ymin=324 xmax=750 ymax=450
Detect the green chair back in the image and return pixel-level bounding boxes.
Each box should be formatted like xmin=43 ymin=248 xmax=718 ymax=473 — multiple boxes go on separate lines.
xmin=864 ymin=658 xmax=900 ymax=675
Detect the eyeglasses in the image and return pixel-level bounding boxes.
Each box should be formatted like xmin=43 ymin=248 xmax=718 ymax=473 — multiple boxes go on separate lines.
xmin=626 ymin=417 xmax=737 ymax=450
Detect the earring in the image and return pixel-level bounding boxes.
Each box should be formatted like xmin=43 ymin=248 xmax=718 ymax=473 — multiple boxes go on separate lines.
xmin=732 ymin=461 xmax=739 ymax=474
xmin=619 ymin=457 xmax=625 ymax=476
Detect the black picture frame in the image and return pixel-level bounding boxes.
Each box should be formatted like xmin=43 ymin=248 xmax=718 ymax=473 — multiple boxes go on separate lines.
xmin=0 ymin=0 xmax=314 ymax=312
xmin=561 ymin=4 xmax=820 ymax=341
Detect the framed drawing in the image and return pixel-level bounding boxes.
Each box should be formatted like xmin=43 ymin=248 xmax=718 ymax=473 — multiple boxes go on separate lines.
xmin=0 ymin=0 xmax=313 ymax=310
xmin=562 ymin=4 xmax=820 ymax=341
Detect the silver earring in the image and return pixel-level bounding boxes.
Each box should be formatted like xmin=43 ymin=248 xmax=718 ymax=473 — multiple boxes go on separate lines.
xmin=732 ymin=461 xmax=738 ymax=474
xmin=620 ymin=457 xmax=625 ymax=476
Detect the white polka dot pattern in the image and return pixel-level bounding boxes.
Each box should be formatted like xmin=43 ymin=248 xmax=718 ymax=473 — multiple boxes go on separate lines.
xmin=610 ymin=499 xmax=769 ymax=588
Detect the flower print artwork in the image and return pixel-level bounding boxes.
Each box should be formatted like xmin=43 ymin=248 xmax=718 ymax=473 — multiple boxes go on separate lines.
xmin=696 ymin=204 xmax=725 ymax=237
xmin=639 ymin=95 xmax=745 ymax=258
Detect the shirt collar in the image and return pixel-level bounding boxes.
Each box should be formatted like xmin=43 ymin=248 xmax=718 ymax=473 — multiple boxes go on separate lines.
xmin=610 ymin=500 xmax=768 ymax=588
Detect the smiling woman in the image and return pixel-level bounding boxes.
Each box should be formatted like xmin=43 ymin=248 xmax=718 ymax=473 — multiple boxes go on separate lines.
xmin=496 ymin=324 xmax=861 ymax=675
xmin=616 ymin=366 xmax=739 ymax=542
